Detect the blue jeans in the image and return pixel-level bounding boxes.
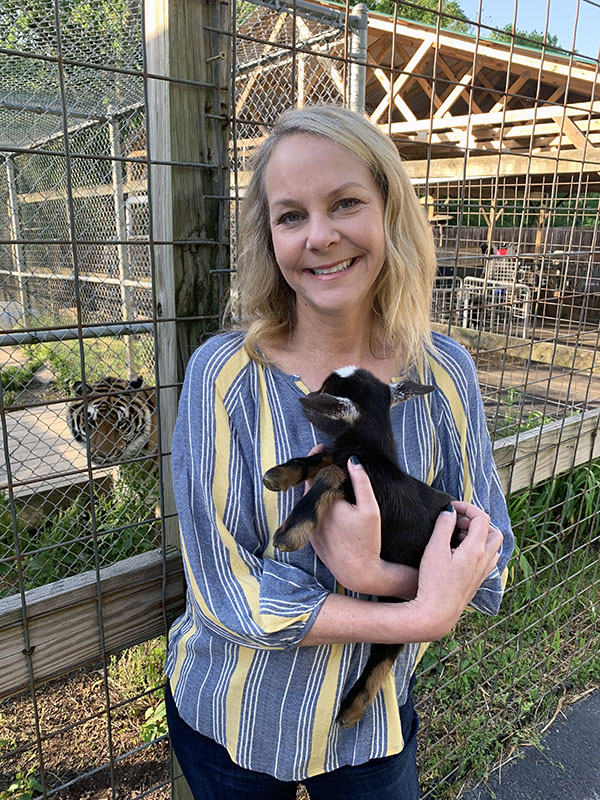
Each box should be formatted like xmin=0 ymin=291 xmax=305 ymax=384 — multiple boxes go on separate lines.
xmin=166 ymin=680 xmax=420 ymax=800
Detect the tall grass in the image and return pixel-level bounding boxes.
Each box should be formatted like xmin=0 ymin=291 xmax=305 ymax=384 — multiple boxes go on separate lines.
xmin=417 ymin=459 xmax=600 ymax=797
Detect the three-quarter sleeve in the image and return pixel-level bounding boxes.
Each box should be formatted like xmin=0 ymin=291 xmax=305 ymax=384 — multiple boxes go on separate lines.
xmin=427 ymin=335 xmax=514 ymax=615
xmin=172 ymin=343 xmax=329 ymax=651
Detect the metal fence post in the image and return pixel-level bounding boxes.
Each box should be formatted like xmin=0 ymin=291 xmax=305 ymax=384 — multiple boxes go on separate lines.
xmin=108 ymin=108 xmax=137 ymax=378
xmin=4 ymin=156 xmax=29 ymax=327
xmin=348 ymin=3 xmax=368 ymax=113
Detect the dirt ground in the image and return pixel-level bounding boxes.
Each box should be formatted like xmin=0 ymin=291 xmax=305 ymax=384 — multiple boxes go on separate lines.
xmin=0 ymin=663 xmax=170 ymax=799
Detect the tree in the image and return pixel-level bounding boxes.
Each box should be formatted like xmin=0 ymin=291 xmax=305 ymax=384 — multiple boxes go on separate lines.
xmin=489 ymin=23 xmax=561 ymax=52
xmin=362 ymin=0 xmax=472 ymax=33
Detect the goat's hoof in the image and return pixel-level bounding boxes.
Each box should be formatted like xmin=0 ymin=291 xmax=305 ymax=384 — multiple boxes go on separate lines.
xmin=263 ymin=468 xmax=286 ymax=491
xmin=273 ymin=524 xmax=311 ymax=552
xmin=337 ymin=703 xmax=366 ymax=729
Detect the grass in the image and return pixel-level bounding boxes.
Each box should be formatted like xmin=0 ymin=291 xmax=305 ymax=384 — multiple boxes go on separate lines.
xmin=23 ymin=335 xmax=154 ymax=396
xmin=416 ymin=459 xmax=600 ymax=798
xmin=0 ymin=463 xmax=160 ymax=598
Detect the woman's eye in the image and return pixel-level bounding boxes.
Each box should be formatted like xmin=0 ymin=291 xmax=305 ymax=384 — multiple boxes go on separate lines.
xmin=277 ymin=211 xmax=302 ymax=224
xmin=337 ymin=198 xmax=360 ymax=210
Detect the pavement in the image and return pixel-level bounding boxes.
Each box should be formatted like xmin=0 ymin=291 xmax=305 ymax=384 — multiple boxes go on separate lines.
xmin=462 ymin=688 xmax=600 ymax=800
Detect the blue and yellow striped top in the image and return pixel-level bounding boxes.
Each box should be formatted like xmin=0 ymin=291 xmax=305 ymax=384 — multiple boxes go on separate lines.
xmin=165 ymin=330 xmax=513 ymax=781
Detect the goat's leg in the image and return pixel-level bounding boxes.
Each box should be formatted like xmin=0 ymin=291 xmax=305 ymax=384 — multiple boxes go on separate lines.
xmin=337 ymin=643 xmax=403 ymax=728
xmin=273 ymin=464 xmax=347 ymax=552
xmin=263 ymin=451 xmax=333 ymax=492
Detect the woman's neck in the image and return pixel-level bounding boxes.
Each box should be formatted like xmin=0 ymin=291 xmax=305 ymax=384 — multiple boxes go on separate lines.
xmin=262 ymin=312 xmax=401 ymax=391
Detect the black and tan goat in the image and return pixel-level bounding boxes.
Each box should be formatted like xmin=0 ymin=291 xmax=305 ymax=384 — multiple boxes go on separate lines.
xmin=262 ymin=367 xmax=458 ymax=728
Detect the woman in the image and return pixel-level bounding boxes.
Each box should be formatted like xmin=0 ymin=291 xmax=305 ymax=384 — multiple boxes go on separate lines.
xmin=165 ymin=105 xmax=513 ymax=799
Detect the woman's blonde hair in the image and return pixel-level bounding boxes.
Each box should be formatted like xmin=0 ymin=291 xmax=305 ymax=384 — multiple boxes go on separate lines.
xmin=234 ymin=104 xmax=437 ymax=370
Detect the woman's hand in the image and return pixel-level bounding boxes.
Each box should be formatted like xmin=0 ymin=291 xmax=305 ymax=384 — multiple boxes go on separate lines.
xmin=308 ymin=452 xmax=419 ymax=599
xmin=409 ymin=501 xmax=503 ymax=640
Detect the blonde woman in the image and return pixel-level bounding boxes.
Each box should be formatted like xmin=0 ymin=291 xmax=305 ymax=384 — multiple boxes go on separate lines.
xmin=165 ymin=105 xmax=513 ymax=799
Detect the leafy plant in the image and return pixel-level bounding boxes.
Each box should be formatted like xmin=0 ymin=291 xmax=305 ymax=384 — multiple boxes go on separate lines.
xmin=141 ymin=699 xmax=167 ymax=743
xmin=0 ymin=769 xmax=43 ymax=800
xmin=0 ymin=463 xmax=160 ymax=598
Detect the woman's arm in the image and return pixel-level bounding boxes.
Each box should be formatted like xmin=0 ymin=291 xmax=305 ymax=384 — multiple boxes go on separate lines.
xmin=301 ymin=459 xmax=502 ymax=647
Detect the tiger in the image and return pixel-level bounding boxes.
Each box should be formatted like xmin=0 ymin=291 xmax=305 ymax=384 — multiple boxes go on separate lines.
xmin=66 ymin=376 xmax=158 ymax=466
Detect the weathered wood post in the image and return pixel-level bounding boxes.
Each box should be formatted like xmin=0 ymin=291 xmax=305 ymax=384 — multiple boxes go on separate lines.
xmin=145 ymin=0 xmax=230 ymax=795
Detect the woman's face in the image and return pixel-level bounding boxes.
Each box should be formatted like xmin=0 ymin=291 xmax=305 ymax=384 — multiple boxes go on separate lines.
xmin=264 ymin=133 xmax=386 ymax=325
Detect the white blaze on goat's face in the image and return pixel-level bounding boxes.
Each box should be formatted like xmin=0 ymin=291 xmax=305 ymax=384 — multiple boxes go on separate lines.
xmin=335 ymin=365 xmax=358 ymax=379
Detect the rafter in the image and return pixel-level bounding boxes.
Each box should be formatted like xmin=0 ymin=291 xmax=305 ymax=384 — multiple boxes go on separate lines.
xmin=369 ymin=35 xmax=434 ymax=123
xmin=367 ymin=15 xmax=600 ymax=92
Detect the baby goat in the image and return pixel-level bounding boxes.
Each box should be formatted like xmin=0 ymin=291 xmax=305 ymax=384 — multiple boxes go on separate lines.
xmin=263 ymin=367 xmax=457 ymax=728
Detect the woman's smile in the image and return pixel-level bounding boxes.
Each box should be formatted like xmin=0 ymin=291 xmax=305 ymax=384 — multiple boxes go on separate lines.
xmin=308 ymin=256 xmax=359 ymax=277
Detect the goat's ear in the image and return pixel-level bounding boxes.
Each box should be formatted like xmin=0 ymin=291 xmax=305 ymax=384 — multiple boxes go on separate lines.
xmin=300 ymin=392 xmax=360 ymax=423
xmin=389 ymin=380 xmax=435 ymax=407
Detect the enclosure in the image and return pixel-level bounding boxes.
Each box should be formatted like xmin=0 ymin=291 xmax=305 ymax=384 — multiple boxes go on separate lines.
xmin=0 ymin=0 xmax=599 ymax=797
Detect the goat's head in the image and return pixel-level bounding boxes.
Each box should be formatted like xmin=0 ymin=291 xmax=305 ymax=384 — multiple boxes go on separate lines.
xmin=299 ymin=366 xmax=435 ymax=437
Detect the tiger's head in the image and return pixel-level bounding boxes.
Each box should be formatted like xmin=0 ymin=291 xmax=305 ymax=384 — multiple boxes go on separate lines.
xmin=66 ymin=376 xmax=157 ymax=466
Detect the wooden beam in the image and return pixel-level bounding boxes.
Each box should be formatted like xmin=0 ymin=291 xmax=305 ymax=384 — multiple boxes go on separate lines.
xmin=436 ymin=54 xmax=483 ymax=114
xmin=402 ymin=146 xmax=600 ymax=181
xmin=370 ymin=35 xmax=434 ymax=123
xmin=435 ymin=71 xmax=473 ymax=118
xmin=367 ymin=15 xmax=600 ymax=89
xmin=373 ymin=68 xmax=417 ymax=121
xmin=554 ymin=115 xmax=590 ymax=150
xmin=388 ymin=99 xmax=600 ymax=135
xmin=0 ymin=549 xmax=185 ymax=698
xmin=431 ymin=323 xmax=600 ymax=375
xmin=17 ymin=182 xmax=148 ymax=204
xmin=490 ymin=71 xmax=532 ymax=113
xmin=493 ymin=408 xmax=600 ymax=495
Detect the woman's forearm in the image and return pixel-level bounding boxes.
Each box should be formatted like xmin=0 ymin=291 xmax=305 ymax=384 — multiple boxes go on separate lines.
xmin=299 ymin=592 xmax=427 ymax=647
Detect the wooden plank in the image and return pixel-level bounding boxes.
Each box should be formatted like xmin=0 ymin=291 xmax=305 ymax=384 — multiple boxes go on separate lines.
xmin=402 ymin=146 xmax=600 ymax=182
xmin=434 ymin=71 xmax=473 ymax=119
xmin=493 ymin=408 xmax=600 ymax=495
xmin=431 ymin=323 xmax=600 ymax=375
xmin=0 ymin=549 xmax=185 ymax=698
xmin=388 ymin=99 xmax=600 ymax=136
xmin=17 ymin=182 xmax=147 ymax=204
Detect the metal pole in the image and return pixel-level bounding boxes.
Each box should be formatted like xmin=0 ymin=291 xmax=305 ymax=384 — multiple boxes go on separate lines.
xmin=348 ymin=4 xmax=368 ymax=113
xmin=4 ymin=157 xmax=29 ymax=326
xmin=108 ymin=108 xmax=137 ymax=379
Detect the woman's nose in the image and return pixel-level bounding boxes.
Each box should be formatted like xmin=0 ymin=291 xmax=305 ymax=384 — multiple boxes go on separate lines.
xmin=305 ymin=215 xmax=341 ymax=251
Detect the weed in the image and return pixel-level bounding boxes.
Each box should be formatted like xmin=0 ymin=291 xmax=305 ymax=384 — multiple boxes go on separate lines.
xmin=0 ymin=769 xmax=43 ymax=800
xmin=0 ymin=463 xmax=160 ymax=598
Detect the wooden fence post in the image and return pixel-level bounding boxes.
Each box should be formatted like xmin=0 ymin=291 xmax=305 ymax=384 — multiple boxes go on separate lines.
xmin=145 ymin=0 xmax=230 ymax=796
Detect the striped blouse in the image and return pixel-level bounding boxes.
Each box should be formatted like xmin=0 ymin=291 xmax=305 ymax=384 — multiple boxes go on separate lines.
xmin=164 ymin=330 xmax=514 ymax=782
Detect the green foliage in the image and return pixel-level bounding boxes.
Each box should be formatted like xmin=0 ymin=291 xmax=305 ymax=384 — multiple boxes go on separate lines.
xmin=0 ymin=463 xmax=160 ymax=598
xmin=141 ymin=700 xmax=167 ymax=743
xmin=24 ymin=335 xmax=153 ymax=395
xmin=0 ymin=355 xmax=45 ymax=406
xmin=489 ymin=22 xmax=561 ymax=52
xmin=418 ymin=458 xmax=600 ymax=797
xmin=109 ymin=637 xmax=167 ymax=744
xmin=496 ymin=388 xmax=557 ymax=439
xmin=0 ymin=769 xmax=43 ymax=800
xmin=362 ymin=0 xmax=471 ymax=32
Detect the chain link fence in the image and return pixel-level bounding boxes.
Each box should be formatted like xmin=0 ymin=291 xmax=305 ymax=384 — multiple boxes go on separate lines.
xmin=1 ymin=0 xmax=599 ymax=798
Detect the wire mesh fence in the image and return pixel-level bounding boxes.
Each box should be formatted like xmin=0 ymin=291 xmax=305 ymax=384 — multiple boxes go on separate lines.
xmin=0 ymin=0 xmax=599 ymax=798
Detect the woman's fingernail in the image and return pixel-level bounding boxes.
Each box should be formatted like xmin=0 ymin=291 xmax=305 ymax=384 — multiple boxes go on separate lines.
xmin=350 ymin=455 xmax=361 ymax=465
